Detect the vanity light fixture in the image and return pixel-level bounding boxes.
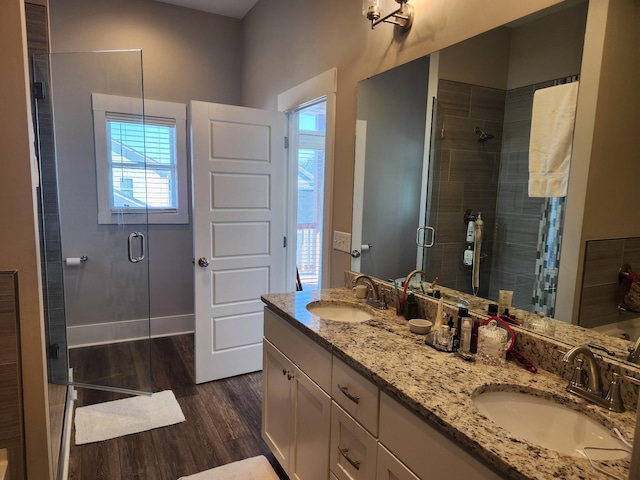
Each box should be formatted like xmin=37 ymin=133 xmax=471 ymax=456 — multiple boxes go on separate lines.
xmin=363 ymin=0 xmax=414 ymax=32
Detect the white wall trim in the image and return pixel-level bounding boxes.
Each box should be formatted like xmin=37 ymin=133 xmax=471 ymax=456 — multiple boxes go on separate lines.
xmin=277 ymin=68 xmax=337 ymax=112
xmin=351 ymin=119 xmax=367 ymax=273
xmin=277 ymin=68 xmax=338 ymax=290
xmin=67 ymin=314 xmax=194 ymax=348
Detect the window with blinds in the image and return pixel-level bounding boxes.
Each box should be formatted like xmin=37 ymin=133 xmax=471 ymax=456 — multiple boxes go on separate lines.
xmin=92 ymin=93 xmax=188 ymax=225
xmin=107 ymin=114 xmax=178 ymax=212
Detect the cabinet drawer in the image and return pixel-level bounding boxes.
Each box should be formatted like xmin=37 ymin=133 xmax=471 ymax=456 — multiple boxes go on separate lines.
xmin=331 ymin=356 xmax=379 ymax=436
xmin=376 ymin=444 xmax=419 ymax=480
xmin=379 ymin=392 xmax=502 ymax=480
xmin=264 ymin=307 xmax=332 ymax=392
xmin=330 ymin=402 xmax=377 ymax=480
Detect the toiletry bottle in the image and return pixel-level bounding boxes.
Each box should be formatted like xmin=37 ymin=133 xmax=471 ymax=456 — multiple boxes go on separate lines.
xmin=488 ymin=303 xmax=499 ymax=317
xmin=453 ymin=307 xmax=468 ymax=351
xmin=461 ymin=317 xmax=472 ymax=352
xmin=463 ymin=245 xmax=473 ymax=266
xmin=470 ymin=317 xmax=481 ymax=353
xmin=500 ymin=309 xmax=520 ymax=326
xmin=404 ymin=293 xmax=418 ymax=320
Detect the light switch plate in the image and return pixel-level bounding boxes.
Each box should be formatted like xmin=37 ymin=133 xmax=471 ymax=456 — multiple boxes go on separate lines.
xmin=333 ymin=230 xmax=351 ymax=253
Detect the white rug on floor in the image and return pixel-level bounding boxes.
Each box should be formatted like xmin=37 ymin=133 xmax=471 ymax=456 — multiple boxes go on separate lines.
xmin=74 ymin=390 xmax=185 ymax=445
xmin=178 ymin=456 xmax=279 ymax=480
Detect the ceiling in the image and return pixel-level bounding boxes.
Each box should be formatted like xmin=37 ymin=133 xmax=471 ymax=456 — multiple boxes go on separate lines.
xmin=154 ymin=0 xmax=260 ymax=19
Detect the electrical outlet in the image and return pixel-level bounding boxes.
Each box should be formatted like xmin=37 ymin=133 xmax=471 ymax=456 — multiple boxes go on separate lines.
xmin=333 ymin=230 xmax=352 ymax=253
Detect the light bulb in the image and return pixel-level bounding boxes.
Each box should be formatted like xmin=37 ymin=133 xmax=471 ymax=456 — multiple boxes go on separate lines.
xmin=362 ymin=0 xmax=380 ymax=21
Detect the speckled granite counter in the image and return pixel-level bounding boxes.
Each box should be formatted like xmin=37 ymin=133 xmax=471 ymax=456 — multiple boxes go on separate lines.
xmin=262 ymin=288 xmax=636 ymax=480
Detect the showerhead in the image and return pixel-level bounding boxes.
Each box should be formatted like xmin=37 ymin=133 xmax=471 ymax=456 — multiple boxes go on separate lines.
xmin=474 ymin=126 xmax=494 ymax=143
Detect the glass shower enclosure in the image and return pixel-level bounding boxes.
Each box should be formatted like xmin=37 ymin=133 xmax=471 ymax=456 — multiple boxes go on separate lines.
xmin=34 ymin=50 xmax=152 ymax=395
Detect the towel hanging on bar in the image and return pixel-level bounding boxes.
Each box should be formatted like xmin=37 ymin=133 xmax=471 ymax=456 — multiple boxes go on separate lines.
xmin=528 ymin=82 xmax=579 ymax=197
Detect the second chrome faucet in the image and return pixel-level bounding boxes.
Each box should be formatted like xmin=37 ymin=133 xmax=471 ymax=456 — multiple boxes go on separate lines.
xmin=562 ymin=345 xmax=624 ymax=412
xmin=352 ymin=274 xmax=387 ymax=310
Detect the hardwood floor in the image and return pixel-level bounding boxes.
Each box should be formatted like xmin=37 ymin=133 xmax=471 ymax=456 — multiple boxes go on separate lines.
xmin=68 ymin=334 xmax=288 ymax=480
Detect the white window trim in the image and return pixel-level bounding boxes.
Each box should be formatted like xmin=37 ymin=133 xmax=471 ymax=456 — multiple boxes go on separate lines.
xmin=92 ymin=93 xmax=189 ymax=225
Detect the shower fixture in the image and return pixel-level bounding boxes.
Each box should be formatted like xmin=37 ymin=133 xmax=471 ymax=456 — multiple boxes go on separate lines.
xmin=474 ymin=127 xmax=494 ymax=142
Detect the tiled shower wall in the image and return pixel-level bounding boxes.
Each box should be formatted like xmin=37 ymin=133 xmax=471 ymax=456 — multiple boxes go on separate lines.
xmin=428 ymin=78 xmax=568 ymax=312
xmin=489 ymin=81 xmax=556 ymax=311
xmin=425 ymin=79 xmax=504 ymax=298
xmin=579 ymin=237 xmax=640 ymax=329
xmin=26 ymin=3 xmax=69 ymax=383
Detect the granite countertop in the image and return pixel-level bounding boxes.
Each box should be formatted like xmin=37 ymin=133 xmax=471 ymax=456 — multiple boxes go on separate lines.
xmin=262 ymin=288 xmax=636 ymax=480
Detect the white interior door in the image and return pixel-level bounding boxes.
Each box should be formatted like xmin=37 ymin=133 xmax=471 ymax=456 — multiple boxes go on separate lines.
xmin=191 ymin=101 xmax=286 ymax=384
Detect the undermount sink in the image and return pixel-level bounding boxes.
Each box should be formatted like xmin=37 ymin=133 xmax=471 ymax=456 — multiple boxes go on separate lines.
xmin=306 ymin=301 xmax=373 ymax=323
xmin=473 ymin=390 xmax=629 ymax=460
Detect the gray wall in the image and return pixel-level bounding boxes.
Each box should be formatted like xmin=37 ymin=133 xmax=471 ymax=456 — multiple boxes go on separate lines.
xmin=48 ymin=0 xmax=243 ymax=324
xmin=241 ymin=0 xmax=565 ymax=287
xmin=357 ymin=57 xmax=429 ymax=281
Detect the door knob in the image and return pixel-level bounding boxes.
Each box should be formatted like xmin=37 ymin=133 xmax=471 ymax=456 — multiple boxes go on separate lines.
xmin=198 ymin=257 xmax=209 ymax=267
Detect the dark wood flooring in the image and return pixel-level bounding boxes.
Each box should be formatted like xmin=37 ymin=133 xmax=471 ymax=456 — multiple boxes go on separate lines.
xmin=68 ymin=334 xmax=288 ymax=480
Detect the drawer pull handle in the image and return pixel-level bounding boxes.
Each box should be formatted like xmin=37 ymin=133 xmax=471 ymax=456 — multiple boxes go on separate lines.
xmin=338 ymin=384 xmax=360 ymax=404
xmin=338 ymin=447 xmax=360 ymax=470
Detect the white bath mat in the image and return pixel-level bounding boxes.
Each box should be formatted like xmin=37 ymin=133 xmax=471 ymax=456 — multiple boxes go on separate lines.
xmin=178 ymin=455 xmax=279 ymax=480
xmin=74 ymin=390 xmax=185 ymax=445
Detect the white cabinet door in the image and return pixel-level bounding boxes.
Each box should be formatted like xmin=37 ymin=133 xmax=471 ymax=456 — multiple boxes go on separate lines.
xmin=375 ymin=444 xmax=419 ymax=480
xmin=263 ymin=340 xmax=293 ymax=471
xmin=330 ymin=402 xmax=378 ymax=480
xmin=263 ymin=338 xmax=331 ymax=480
xmin=290 ymin=364 xmax=332 ymax=480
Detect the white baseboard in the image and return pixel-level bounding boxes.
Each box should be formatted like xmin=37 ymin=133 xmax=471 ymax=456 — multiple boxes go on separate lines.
xmin=67 ymin=314 xmax=194 ymax=349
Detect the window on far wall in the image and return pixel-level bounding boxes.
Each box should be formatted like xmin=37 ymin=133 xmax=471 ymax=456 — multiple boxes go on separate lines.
xmin=92 ymin=93 xmax=188 ymax=224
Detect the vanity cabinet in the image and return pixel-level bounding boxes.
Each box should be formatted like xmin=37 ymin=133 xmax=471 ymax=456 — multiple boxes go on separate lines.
xmin=263 ymin=307 xmax=504 ymax=480
xmin=263 ymin=309 xmax=332 ymax=480
xmin=379 ymin=392 xmax=502 ymax=480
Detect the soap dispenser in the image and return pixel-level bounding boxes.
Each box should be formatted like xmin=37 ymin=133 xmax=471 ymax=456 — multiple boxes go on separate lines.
xmin=404 ymin=293 xmax=418 ymax=320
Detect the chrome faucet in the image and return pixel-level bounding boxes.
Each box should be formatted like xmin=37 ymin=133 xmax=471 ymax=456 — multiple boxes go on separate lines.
xmin=562 ymin=345 xmax=624 ymax=412
xmin=404 ymin=269 xmax=426 ymax=291
xmin=352 ymin=274 xmax=386 ymax=309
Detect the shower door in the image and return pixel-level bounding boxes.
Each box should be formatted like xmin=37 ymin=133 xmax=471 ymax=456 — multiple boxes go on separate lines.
xmin=420 ymin=97 xmax=441 ymax=279
xmin=35 ymin=51 xmax=152 ymax=395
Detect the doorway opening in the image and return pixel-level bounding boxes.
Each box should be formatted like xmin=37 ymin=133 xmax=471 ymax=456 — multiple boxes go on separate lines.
xmin=291 ymin=99 xmax=327 ymax=291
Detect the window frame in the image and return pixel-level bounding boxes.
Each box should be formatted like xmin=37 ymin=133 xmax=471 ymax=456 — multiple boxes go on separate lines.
xmin=92 ymin=93 xmax=188 ymax=225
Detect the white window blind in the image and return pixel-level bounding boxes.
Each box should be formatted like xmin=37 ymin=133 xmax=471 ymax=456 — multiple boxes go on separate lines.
xmin=107 ymin=113 xmax=178 ymax=212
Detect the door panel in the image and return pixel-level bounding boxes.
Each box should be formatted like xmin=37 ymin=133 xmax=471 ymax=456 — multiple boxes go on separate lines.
xmin=36 ymin=50 xmax=151 ymax=395
xmin=191 ymin=101 xmax=286 ymax=383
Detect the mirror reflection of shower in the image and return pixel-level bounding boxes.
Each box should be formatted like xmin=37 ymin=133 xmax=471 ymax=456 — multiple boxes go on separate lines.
xmin=474 ymin=126 xmax=494 ymax=143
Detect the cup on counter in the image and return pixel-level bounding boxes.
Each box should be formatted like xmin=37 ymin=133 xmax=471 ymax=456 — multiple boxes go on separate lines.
xmin=477 ymin=320 xmax=508 ymax=366
xmin=352 ymin=284 xmax=369 ymax=299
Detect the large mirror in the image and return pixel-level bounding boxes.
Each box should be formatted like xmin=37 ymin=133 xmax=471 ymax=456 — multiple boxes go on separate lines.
xmin=352 ymin=0 xmax=640 ymax=367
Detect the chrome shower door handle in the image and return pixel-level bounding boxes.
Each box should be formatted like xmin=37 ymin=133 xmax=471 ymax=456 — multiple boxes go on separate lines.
xmin=416 ymin=226 xmax=435 ymax=248
xmin=128 ymin=232 xmax=145 ymax=263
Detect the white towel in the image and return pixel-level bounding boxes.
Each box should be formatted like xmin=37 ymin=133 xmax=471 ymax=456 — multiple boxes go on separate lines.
xmin=528 ymin=82 xmax=579 ymax=197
